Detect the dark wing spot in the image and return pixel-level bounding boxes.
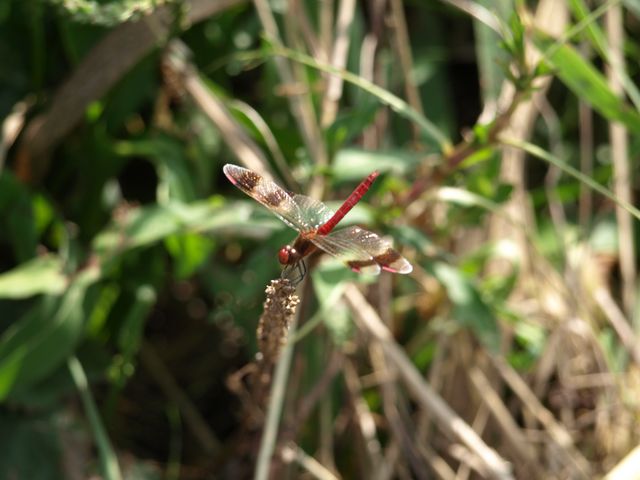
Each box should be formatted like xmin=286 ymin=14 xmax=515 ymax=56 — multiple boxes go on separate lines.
xmin=374 ymin=248 xmax=412 ymax=273
xmin=265 ymin=189 xmax=287 ymax=207
xmin=374 ymin=249 xmax=402 ymax=266
xmin=347 ymin=259 xmax=377 ymax=271
xmin=238 ymin=171 xmax=261 ymax=191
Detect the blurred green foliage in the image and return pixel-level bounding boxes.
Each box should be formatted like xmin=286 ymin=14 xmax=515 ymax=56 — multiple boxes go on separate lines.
xmin=0 ymin=0 xmax=638 ymax=478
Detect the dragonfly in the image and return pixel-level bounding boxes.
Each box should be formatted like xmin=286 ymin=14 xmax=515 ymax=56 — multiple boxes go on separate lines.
xmin=223 ymin=164 xmax=412 ymax=280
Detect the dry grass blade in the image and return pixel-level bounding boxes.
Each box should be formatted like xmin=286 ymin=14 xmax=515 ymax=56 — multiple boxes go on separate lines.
xmin=390 ymin=0 xmax=425 ymax=141
xmin=467 ymin=365 xmax=540 ymax=474
xmin=343 ymin=360 xmax=384 ymax=474
xmin=281 ymin=443 xmax=340 ymax=480
xmin=592 ymin=286 xmax=640 ymax=366
xmin=605 ymin=4 xmax=636 ymax=318
xmin=488 ymin=0 xmax=568 ymax=277
xmin=163 ymin=40 xmax=274 ymax=179
xmin=604 ymin=445 xmax=640 ymax=480
xmin=320 ymin=0 xmax=356 ymax=127
xmin=490 ymin=356 xmax=592 ymax=478
xmin=343 ymin=284 xmax=513 ymax=480
xmin=252 ymin=0 xmax=328 ymax=190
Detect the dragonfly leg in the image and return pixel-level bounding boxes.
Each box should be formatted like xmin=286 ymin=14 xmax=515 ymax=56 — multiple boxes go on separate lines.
xmin=281 ymin=261 xmax=306 ymax=286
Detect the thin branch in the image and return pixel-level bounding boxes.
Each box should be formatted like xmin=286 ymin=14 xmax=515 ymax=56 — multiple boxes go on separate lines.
xmin=593 ymin=285 xmax=640 ymax=366
xmin=343 ymin=359 xmax=384 ymax=474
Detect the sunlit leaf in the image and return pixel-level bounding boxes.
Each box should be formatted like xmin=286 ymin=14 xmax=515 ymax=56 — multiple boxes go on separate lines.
xmin=333 ymin=149 xmax=422 ymax=180
xmin=165 ymin=233 xmax=215 ymax=279
xmin=0 ymin=255 xmax=67 ymax=299
xmin=92 ymin=200 xmax=278 ymax=255
xmin=534 ymin=33 xmax=640 ymax=133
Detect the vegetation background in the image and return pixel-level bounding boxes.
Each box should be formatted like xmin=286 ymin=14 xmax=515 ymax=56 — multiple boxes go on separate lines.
xmin=1 ymin=0 xmax=639 ymax=479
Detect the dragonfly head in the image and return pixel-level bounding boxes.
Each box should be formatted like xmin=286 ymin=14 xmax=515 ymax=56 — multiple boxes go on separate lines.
xmin=278 ymin=245 xmax=299 ymax=265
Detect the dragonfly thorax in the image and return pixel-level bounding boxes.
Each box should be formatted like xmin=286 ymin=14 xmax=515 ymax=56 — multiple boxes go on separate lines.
xmin=279 ymin=236 xmax=316 ymax=265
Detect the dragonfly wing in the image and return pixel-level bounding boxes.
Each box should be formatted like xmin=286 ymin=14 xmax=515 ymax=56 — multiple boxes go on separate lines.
xmin=310 ymin=230 xmax=381 ymax=274
xmin=311 ymin=226 xmax=412 ymax=274
xmin=292 ymin=194 xmax=335 ymax=230
xmin=223 ymin=164 xmax=310 ymax=231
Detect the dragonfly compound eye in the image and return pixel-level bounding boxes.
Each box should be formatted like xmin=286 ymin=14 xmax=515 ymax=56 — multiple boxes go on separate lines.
xmin=278 ymin=245 xmax=296 ymax=265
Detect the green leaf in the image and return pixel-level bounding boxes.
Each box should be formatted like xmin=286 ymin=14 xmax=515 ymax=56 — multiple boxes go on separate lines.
xmin=430 ymin=261 xmax=500 ymax=351
xmin=165 ymin=232 xmax=215 ymax=279
xmin=0 ymin=172 xmax=38 ymax=262
xmin=473 ymin=0 xmax=510 ymax=102
xmin=68 ymin=356 xmax=123 ymax=480
xmin=93 ymin=199 xmax=277 ymax=255
xmin=333 ymin=149 xmax=422 ymax=180
xmin=0 ymin=267 xmax=98 ymax=401
xmin=305 ymin=261 xmax=369 ymax=344
xmin=117 ymin=285 xmax=156 ymax=358
xmin=392 ymin=224 xmax=434 ymax=255
xmin=0 ymin=411 xmax=65 ymax=480
xmin=534 ymin=33 xmax=640 ymax=133
xmin=325 ymin=103 xmax=379 ymax=152
xmin=266 ymin=43 xmax=452 ymax=152
xmin=114 ymin=137 xmax=197 ymax=202
xmin=0 ymin=255 xmax=67 ymax=299
xmin=623 ymin=0 xmax=640 ymax=17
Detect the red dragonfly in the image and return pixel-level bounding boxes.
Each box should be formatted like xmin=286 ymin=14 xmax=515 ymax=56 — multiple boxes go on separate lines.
xmin=223 ymin=164 xmax=412 ymax=277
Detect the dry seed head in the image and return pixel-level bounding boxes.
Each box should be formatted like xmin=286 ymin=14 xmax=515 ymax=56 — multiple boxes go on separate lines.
xmin=256 ymin=279 xmax=299 ymax=365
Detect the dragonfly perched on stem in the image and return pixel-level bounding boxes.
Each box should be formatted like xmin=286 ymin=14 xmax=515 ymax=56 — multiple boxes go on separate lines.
xmin=223 ymin=164 xmax=412 ymax=282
